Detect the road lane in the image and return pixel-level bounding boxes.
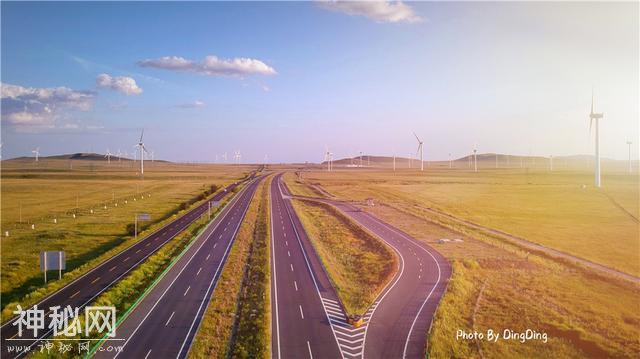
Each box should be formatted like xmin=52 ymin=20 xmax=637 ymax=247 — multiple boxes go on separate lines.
xmin=94 ymin=175 xmax=264 ymax=359
xmin=270 ymin=174 xmax=342 ymax=359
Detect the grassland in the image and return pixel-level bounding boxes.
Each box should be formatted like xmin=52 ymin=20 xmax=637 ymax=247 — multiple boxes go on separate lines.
xmin=283 ymin=167 xmax=640 ymax=358
xmin=0 ymin=158 xmax=253 ymax=318
xmin=288 ymin=167 xmax=639 ymax=276
xmin=189 ymin=177 xmax=271 ymax=359
xmin=291 ymin=199 xmax=396 ymax=316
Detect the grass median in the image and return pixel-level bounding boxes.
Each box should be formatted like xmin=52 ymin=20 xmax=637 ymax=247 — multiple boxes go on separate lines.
xmin=291 ymin=199 xmax=396 ymax=316
xmin=189 ymin=177 xmax=270 ymax=359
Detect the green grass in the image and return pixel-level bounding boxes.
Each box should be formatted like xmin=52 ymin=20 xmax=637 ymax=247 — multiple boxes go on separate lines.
xmin=1 ymin=159 xmax=253 ymax=317
xmin=291 ymin=199 xmax=396 ymax=316
xmin=287 ymin=168 xmax=639 ymax=276
xmin=189 ymin=177 xmax=271 ymax=359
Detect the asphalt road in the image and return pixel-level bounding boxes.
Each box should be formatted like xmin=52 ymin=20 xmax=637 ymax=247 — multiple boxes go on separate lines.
xmin=93 ymin=175 xmax=264 ymax=359
xmin=270 ymin=174 xmax=344 ymax=359
xmin=286 ymin=185 xmax=451 ymax=358
xmin=1 ymin=172 xmax=256 ymax=358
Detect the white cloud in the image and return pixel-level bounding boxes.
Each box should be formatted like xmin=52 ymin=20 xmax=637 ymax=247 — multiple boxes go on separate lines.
xmin=138 ymin=55 xmax=276 ymax=77
xmin=177 ymin=100 xmax=206 ymax=109
xmin=96 ymin=73 xmax=142 ymax=95
xmin=318 ymin=1 xmax=423 ymax=23
xmin=1 ymin=82 xmax=95 ymax=132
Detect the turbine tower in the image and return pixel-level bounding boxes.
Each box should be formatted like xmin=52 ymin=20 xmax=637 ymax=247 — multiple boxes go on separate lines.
xmin=473 ymin=148 xmax=478 ymax=172
xmin=627 ymin=141 xmax=633 ymax=174
xmin=32 ymin=147 xmax=40 ymax=162
xmin=413 ymin=132 xmax=424 ymax=171
xmin=589 ymin=91 xmax=604 ymax=188
xmin=105 ymin=149 xmax=113 ymax=164
xmin=134 ymin=129 xmax=148 ymax=176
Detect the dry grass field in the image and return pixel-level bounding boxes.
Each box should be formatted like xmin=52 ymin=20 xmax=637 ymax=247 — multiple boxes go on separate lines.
xmin=287 ymin=166 xmax=639 ymax=276
xmin=0 ymin=158 xmax=254 ymax=315
xmin=283 ymin=166 xmax=640 ymax=358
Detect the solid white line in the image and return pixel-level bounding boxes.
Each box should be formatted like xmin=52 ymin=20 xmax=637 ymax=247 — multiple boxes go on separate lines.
xmin=299 ymin=305 xmax=305 ymax=319
xmin=270 ymin=180 xmax=282 ymax=359
xmin=184 ymin=286 xmax=190 ymax=296
xmin=165 ymin=311 xmax=175 ymax=326
xmin=307 ymin=341 xmax=313 ymax=359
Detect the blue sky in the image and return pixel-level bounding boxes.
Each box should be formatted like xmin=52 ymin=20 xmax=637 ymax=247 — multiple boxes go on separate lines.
xmin=1 ymin=1 xmax=637 ymax=162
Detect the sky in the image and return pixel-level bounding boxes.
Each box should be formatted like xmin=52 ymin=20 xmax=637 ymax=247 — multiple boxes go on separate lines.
xmin=1 ymin=1 xmax=638 ymax=163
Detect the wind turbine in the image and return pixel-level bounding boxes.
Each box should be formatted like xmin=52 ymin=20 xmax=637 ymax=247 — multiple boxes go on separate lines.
xmin=413 ymin=132 xmax=424 ymax=171
xmin=589 ymin=90 xmax=604 ymax=188
xmin=105 ymin=149 xmax=113 ymax=164
xmin=473 ymin=148 xmax=478 ymax=172
xmin=32 ymin=147 xmax=40 ymax=162
xmin=627 ymin=141 xmax=633 ymax=174
xmin=117 ymin=149 xmax=122 ymax=162
xmin=134 ymin=129 xmax=148 ymax=176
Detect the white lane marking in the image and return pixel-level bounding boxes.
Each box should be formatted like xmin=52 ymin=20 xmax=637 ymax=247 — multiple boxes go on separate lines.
xmin=214 ymin=243 xmax=217 ymax=248
xmin=294 ymin=281 xmax=298 ymax=291
xmin=144 ymin=349 xmax=152 ymax=359
xmin=196 ymin=267 xmax=202 ymax=276
xmin=270 ymin=182 xmax=282 ymax=359
xmin=290 ymin=264 xmax=294 ymax=272
xmin=90 ymin=277 xmax=100 ymax=284
xmin=307 ymin=341 xmax=313 ymax=359
xmin=109 ymin=266 xmax=117 ymax=272
xmin=206 ymin=254 xmax=211 ymax=260
xmin=299 ymin=305 xmax=305 ymax=319
xmin=184 ymin=286 xmax=191 ymax=296
xmin=165 ymin=311 xmax=175 ymax=326
xmin=288 ymin=251 xmax=290 ymax=257
xmin=284 ymin=232 xmax=287 ymax=238
xmin=285 ymin=241 xmax=288 ymax=246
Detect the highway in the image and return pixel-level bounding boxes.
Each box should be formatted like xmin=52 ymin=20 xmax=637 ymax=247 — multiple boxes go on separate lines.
xmin=270 ymin=174 xmax=344 ymax=359
xmin=282 ymin=179 xmax=451 ymax=359
xmin=0 ymin=172 xmax=256 ymax=358
xmin=94 ymin=175 xmax=264 ymax=359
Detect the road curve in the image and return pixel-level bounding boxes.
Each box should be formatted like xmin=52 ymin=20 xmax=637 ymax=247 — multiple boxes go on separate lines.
xmin=1 ymin=172 xmax=256 ymax=359
xmin=270 ymin=173 xmax=343 ymax=359
xmin=94 ymin=175 xmax=264 ymax=359
xmin=286 ymin=189 xmax=451 ymax=358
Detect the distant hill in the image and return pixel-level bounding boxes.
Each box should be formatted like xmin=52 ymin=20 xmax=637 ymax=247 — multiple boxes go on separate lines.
xmin=5 ymin=152 xmax=169 ymax=162
xmin=323 ymin=153 xmax=619 ymax=168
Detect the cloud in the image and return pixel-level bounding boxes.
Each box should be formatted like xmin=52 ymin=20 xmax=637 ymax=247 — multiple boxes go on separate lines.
xmin=1 ymin=82 xmax=95 ymax=132
xmin=138 ymin=55 xmax=276 ymax=77
xmin=96 ymin=73 xmax=142 ymax=95
xmin=318 ymin=1 xmax=422 ymax=23
xmin=177 ymin=100 xmax=206 ymax=109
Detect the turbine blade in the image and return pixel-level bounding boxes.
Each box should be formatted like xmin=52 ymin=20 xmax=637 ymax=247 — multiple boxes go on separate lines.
xmin=139 ymin=129 xmax=144 ymax=142
xmin=413 ymin=132 xmax=422 ymax=143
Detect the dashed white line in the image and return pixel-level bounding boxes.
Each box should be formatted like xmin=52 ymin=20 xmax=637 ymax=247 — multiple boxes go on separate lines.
xmin=287 ymin=251 xmax=290 ymax=257
xmin=144 ymin=349 xmax=152 ymax=359
xmin=299 ymin=305 xmax=305 ymax=319
xmin=206 ymin=254 xmax=211 ymax=260
xmin=307 ymin=341 xmax=313 ymax=359
xmin=196 ymin=267 xmax=202 ymax=276
xmin=184 ymin=286 xmax=191 ymax=296
xmin=294 ymin=281 xmax=298 ymax=291
xmin=165 ymin=311 xmax=175 ymax=326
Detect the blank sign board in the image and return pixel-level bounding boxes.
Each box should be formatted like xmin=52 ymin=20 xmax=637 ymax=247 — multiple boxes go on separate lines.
xmin=137 ymin=213 xmax=151 ymax=221
xmin=40 ymin=251 xmax=66 ymax=271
